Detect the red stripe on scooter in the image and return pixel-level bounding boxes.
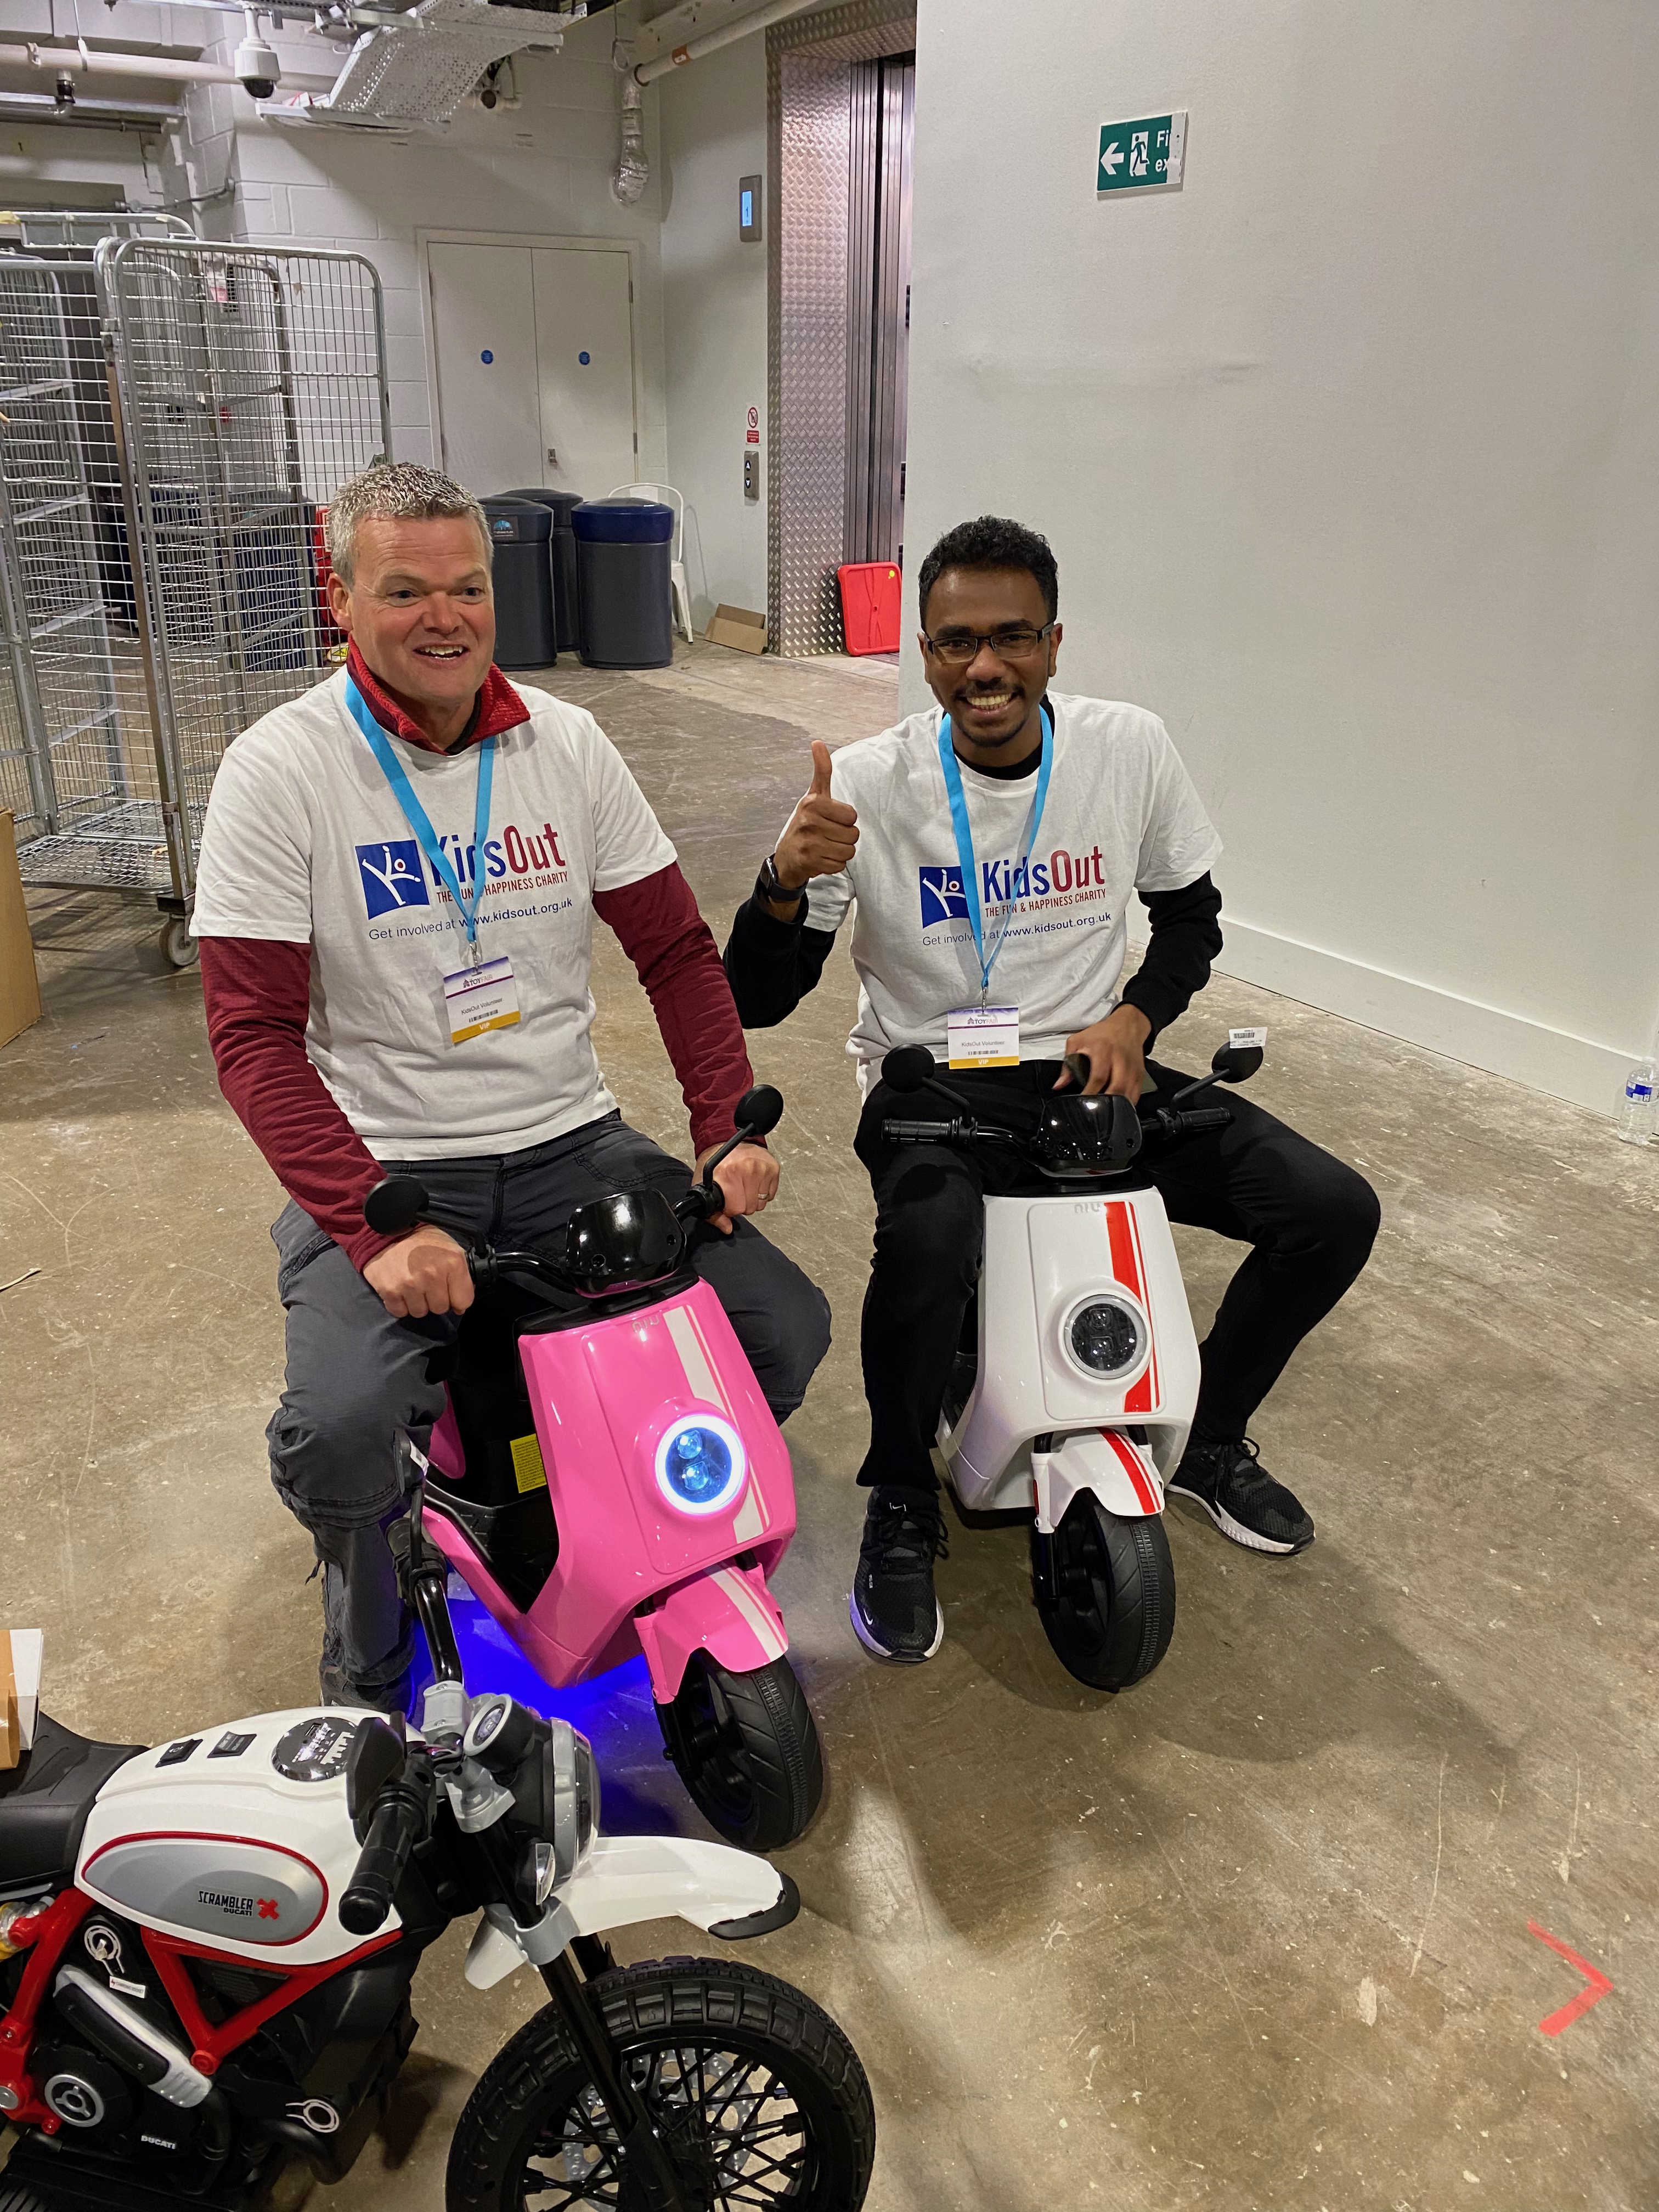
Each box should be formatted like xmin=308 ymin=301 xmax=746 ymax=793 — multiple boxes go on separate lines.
xmin=1102 ymin=1429 xmax=1161 ymax=1514
xmin=1104 ymin=1201 xmax=1141 ymax=1295
xmin=1125 ymin=1206 xmax=1159 ymax=1412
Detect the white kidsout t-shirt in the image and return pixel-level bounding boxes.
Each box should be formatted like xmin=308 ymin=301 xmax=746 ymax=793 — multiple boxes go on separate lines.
xmin=795 ymin=690 xmax=1222 ymax=1089
xmin=191 ymin=668 xmax=674 ymax=1159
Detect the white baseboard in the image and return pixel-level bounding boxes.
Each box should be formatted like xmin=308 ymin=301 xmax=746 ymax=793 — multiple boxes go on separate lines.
xmin=1210 ymin=919 xmax=1628 ymax=1117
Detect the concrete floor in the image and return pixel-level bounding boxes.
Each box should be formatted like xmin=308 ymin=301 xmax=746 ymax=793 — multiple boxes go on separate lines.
xmin=4 ymin=640 xmax=1658 ymax=2211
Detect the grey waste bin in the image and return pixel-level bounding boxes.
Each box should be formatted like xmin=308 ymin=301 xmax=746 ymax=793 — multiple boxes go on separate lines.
xmin=572 ymin=499 xmax=674 ymax=669
xmin=500 ymin=489 xmax=584 ymax=655
xmin=481 ymin=498 xmax=556 ymax=669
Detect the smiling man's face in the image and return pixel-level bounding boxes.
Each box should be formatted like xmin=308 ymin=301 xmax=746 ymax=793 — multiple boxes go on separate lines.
xmin=918 ymin=565 xmax=1061 ymax=763
xmin=328 ymin=515 xmax=495 ymax=737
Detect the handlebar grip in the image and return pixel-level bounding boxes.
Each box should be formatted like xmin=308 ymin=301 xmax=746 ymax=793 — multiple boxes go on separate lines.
xmin=881 ymin=1117 xmax=966 ymax=1144
xmin=1175 ymin=1107 xmax=1232 ymax=1132
xmin=338 ymin=1778 xmax=427 ymax=1936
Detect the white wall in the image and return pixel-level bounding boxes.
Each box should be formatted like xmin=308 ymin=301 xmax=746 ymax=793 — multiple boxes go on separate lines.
xmin=191 ymin=23 xmax=670 ymax=489
xmin=659 ymin=33 xmax=769 ymax=627
xmin=905 ymin=0 xmax=1659 ymax=1111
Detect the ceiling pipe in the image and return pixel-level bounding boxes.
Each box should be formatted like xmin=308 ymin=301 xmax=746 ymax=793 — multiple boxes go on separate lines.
xmin=0 ymin=41 xmax=237 ymax=85
xmin=632 ymin=0 xmax=821 ymax=86
xmin=0 ymin=89 xmax=183 ymax=125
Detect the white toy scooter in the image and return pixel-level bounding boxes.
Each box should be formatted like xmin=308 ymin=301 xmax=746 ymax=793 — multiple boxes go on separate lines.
xmin=878 ymin=1036 xmax=1264 ymax=1691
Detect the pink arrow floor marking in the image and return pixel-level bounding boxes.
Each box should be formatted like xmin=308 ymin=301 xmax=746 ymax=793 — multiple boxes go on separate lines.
xmin=1527 ymin=1921 xmax=1613 ymax=2036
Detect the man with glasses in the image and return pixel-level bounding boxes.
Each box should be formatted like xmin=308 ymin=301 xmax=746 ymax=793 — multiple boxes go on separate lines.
xmin=724 ymin=515 xmax=1379 ymax=1663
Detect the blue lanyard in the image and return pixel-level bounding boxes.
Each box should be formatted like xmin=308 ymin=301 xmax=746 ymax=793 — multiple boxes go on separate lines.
xmin=346 ymin=675 xmax=495 ymax=958
xmin=936 ymin=704 xmax=1053 ymax=997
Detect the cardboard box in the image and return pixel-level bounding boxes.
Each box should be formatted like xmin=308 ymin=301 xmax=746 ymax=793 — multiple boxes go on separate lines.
xmin=704 ymin=603 xmax=768 ymax=656
xmin=0 ymin=1629 xmax=42 ymax=1771
xmin=0 ymin=810 xmax=42 ymax=1049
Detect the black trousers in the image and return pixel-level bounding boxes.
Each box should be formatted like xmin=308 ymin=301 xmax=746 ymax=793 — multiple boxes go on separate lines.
xmin=853 ymin=1060 xmax=1380 ymax=1492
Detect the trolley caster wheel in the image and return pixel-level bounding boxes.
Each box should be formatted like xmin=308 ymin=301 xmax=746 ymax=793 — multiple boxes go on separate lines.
xmin=160 ymin=916 xmax=198 ymax=969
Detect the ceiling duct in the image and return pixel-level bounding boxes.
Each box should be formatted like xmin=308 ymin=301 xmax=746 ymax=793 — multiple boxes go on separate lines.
xmin=258 ymin=0 xmax=563 ymax=131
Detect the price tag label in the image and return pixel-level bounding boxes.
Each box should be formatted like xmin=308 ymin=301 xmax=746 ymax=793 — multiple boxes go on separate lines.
xmin=1228 ymin=1026 xmax=1267 ymax=1051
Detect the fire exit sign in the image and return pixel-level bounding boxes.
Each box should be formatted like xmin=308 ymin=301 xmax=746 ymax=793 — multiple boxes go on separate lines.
xmin=1098 ymin=112 xmax=1187 ymax=193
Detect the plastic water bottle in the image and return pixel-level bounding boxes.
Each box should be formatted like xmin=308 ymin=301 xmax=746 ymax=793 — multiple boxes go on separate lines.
xmin=1616 ymin=1058 xmax=1656 ymax=1146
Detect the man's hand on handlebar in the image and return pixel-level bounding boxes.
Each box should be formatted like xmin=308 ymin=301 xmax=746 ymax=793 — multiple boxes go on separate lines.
xmin=1053 ymin=1002 xmax=1152 ymax=1102
xmin=695 ymin=1139 xmax=780 ymax=1235
xmin=364 ymin=1224 xmax=475 ymax=1319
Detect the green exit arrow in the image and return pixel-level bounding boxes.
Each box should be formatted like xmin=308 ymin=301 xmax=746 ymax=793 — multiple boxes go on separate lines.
xmin=1098 ymin=111 xmax=1187 ymax=194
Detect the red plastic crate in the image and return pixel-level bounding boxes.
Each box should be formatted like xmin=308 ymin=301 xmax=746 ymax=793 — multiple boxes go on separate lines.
xmin=837 ymin=561 xmax=902 ymax=655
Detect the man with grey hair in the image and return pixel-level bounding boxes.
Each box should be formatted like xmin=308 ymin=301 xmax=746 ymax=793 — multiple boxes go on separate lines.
xmin=192 ymin=462 xmax=830 ymax=1710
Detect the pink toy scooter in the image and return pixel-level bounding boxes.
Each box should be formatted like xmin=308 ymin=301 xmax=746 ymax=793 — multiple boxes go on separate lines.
xmin=362 ymin=1087 xmax=823 ymax=1852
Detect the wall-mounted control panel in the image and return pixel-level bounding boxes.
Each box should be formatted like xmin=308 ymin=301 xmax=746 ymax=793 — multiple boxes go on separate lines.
xmin=744 ymin=447 xmax=759 ymax=501
xmin=739 ymin=174 xmax=763 ymax=242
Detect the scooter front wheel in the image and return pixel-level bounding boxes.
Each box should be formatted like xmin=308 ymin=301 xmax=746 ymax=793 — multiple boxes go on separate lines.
xmin=446 ymin=1957 xmax=875 ymax=2211
xmin=656 ymin=1653 xmax=824 ymax=1850
xmin=1035 ymin=1494 xmax=1176 ymax=1690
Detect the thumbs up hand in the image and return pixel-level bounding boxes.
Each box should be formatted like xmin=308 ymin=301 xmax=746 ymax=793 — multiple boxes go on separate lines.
xmin=771 ymin=740 xmax=859 ymax=895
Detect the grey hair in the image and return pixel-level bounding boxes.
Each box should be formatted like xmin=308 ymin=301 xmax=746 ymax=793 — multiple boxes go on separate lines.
xmin=324 ymin=462 xmax=491 ymax=586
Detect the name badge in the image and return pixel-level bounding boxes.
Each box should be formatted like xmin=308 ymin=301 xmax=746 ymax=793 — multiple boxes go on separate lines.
xmin=947 ymin=1003 xmax=1019 ymax=1069
xmin=443 ymin=955 xmax=521 ymax=1044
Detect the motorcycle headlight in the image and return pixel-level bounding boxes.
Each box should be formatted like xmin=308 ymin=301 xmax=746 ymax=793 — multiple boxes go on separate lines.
xmin=1064 ymin=1295 xmax=1148 ymax=1380
xmin=547 ymin=1718 xmax=599 ymax=1888
xmin=653 ymin=1413 xmax=747 ymax=1517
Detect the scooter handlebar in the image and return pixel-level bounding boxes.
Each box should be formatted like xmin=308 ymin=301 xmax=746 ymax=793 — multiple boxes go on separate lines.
xmin=339 ymin=1758 xmax=433 ymax=1936
xmin=881 ymin=1116 xmax=975 ymax=1144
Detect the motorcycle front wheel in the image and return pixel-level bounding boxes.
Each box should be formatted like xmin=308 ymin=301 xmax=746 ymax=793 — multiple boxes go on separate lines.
xmin=1035 ymin=1493 xmax=1176 ymax=1689
xmin=446 ymin=1957 xmax=876 ymax=2212
xmin=656 ymin=1653 xmax=824 ymax=1851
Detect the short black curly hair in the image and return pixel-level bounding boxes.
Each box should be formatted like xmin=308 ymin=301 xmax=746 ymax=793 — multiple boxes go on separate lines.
xmin=916 ymin=515 xmax=1058 ymax=628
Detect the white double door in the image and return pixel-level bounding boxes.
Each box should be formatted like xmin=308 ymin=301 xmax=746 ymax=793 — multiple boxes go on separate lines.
xmin=427 ymin=241 xmax=638 ymax=500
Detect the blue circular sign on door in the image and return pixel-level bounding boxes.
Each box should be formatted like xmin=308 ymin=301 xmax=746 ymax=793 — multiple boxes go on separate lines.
xmin=578 ymin=351 xmax=591 ymax=365
xmin=480 ymin=349 xmax=494 ymax=364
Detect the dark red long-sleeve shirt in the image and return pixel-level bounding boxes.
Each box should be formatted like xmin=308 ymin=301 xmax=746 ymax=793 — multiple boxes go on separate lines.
xmin=200 ymin=651 xmax=752 ymax=1272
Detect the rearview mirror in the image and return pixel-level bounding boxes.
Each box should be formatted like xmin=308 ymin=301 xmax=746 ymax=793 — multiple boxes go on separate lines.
xmin=735 ymin=1084 xmax=783 ymax=1138
xmin=1210 ymin=1043 xmax=1263 ymax=1085
xmin=882 ymin=1045 xmax=937 ymax=1094
xmin=364 ymin=1176 xmax=430 ymax=1234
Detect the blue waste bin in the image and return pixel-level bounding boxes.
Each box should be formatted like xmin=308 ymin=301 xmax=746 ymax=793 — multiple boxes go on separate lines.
xmin=572 ymin=499 xmax=674 ymax=669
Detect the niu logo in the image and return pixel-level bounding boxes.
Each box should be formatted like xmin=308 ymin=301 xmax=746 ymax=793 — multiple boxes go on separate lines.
xmin=257 ymin=1898 xmax=280 ymax=1922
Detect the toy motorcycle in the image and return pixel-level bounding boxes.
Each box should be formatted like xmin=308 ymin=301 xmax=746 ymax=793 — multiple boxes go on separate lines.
xmin=878 ymin=1036 xmax=1263 ymax=1691
xmin=0 ymin=1479 xmax=874 ymax=2211
xmin=362 ymin=1085 xmax=824 ymax=1852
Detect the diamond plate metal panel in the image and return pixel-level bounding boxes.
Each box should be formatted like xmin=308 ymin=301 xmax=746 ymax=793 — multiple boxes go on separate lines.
xmin=768 ymin=0 xmax=915 ymax=657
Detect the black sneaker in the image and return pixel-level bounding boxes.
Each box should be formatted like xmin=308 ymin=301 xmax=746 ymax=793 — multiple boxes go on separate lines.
xmin=1168 ymin=1436 xmax=1314 ymax=1555
xmin=850 ymin=1489 xmax=949 ymax=1662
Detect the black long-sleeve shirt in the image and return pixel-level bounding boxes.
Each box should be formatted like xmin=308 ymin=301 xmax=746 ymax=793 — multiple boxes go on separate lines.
xmin=724 ymin=868 xmax=1223 ymax=1048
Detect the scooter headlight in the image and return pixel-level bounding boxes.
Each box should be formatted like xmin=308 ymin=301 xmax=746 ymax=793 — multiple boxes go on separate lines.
xmin=1065 ymin=1295 xmax=1148 ymax=1380
xmin=654 ymin=1414 xmax=747 ymax=1516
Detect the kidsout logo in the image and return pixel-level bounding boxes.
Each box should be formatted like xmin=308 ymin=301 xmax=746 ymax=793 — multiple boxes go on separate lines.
xmin=918 ymin=845 xmax=1111 ymax=928
xmin=358 ymin=821 xmax=567 ymax=919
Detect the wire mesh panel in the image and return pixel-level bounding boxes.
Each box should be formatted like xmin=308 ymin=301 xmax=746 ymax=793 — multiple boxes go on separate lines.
xmin=0 ymin=251 xmax=154 ymax=886
xmin=97 ymin=240 xmax=391 ymax=899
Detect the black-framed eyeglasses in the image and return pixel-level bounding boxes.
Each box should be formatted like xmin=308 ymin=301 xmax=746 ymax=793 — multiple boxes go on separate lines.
xmin=921 ymin=623 xmax=1055 ymax=667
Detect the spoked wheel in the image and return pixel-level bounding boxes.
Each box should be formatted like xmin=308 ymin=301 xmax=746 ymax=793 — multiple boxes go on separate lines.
xmin=1034 ymin=1493 xmax=1176 ymax=1689
xmin=446 ymin=1958 xmax=876 ymax=2212
xmin=656 ymin=1654 xmax=823 ymax=1851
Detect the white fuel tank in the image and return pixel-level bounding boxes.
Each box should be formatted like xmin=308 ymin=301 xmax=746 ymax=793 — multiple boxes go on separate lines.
xmin=944 ymin=1186 xmax=1202 ymax=1511
xmin=77 ymin=1709 xmax=399 ymax=1967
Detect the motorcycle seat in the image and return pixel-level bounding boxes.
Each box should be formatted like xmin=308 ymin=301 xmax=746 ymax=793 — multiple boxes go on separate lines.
xmin=0 ymin=1713 xmax=142 ymax=1898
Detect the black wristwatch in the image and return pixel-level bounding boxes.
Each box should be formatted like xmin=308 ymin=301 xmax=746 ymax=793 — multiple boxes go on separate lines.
xmin=756 ymin=853 xmax=807 ymax=912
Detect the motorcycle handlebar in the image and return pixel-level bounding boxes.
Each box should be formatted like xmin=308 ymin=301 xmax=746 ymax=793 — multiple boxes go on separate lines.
xmin=339 ymin=1758 xmax=432 ymax=1936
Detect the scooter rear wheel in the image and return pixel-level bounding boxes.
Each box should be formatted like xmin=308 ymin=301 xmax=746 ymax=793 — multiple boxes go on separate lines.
xmin=1035 ymin=1494 xmax=1176 ymax=1690
xmin=656 ymin=1654 xmax=824 ymax=1851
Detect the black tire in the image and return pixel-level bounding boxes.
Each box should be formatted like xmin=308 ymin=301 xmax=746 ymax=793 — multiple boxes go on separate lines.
xmin=0 ymin=2185 xmax=54 ymax=2212
xmin=445 ymin=1956 xmax=876 ymax=2212
xmin=1035 ymin=1495 xmax=1176 ymax=1689
xmin=656 ymin=1654 xmax=823 ymax=1852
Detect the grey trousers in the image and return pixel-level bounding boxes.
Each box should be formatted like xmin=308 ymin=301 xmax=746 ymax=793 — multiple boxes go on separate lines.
xmin=267 ymin=1111 xmax=833 ymax=1703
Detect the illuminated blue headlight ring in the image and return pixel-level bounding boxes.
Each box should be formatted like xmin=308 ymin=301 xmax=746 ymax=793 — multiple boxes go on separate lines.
xmin=653 ymin=1412 xmax=748 ymax=1517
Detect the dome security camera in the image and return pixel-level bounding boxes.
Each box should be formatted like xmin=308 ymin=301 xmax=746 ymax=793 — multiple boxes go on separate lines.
xmin=234 ymin=16 xmax=280 ymax=100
